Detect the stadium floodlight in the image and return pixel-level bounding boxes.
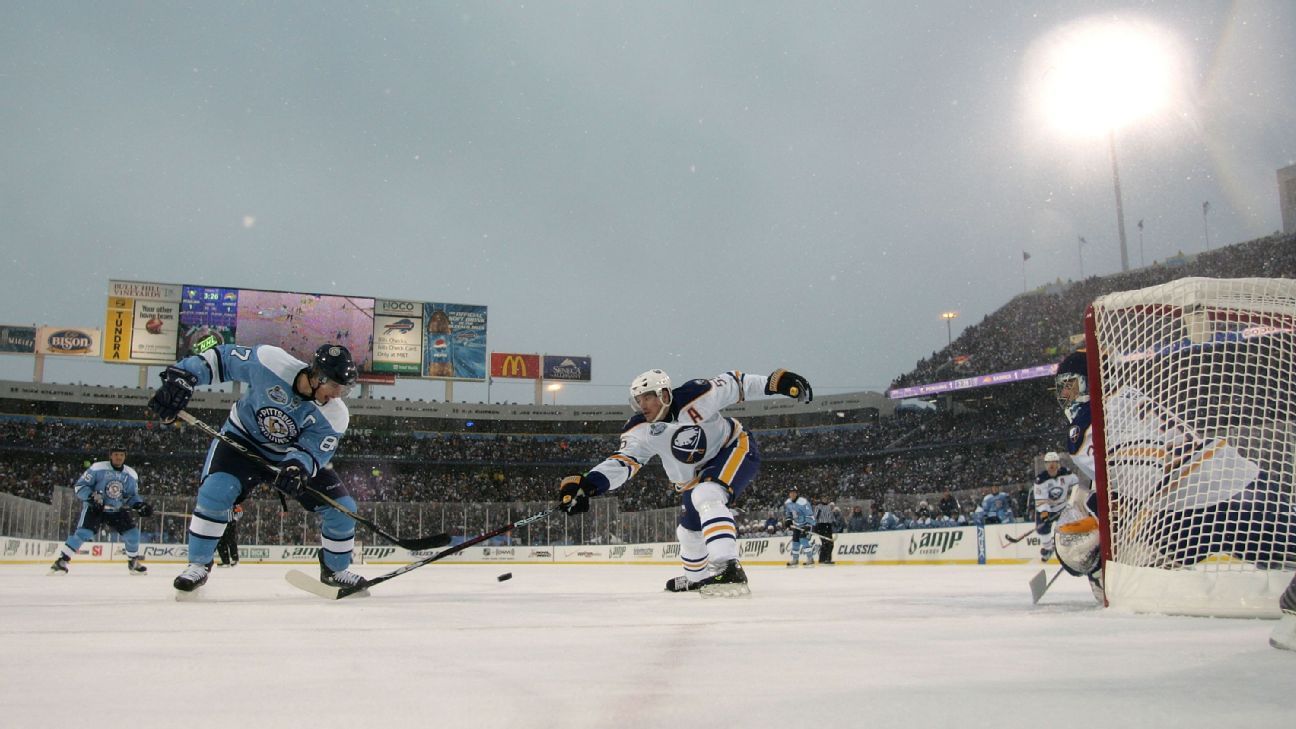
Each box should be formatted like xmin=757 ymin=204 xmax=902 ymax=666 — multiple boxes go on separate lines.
xmin=1023 ymin=15 xmax=1189 ymax=274
xmin=940 ymin=311 xmax=959 ymax=348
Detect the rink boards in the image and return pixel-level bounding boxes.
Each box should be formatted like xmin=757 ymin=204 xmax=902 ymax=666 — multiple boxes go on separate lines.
xmin=1 ymin=522 xmax=1046 ymax=566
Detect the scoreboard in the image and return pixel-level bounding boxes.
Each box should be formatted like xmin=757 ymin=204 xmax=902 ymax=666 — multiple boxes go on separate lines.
xmin=104 ymin=280 xmax=487 ymax=381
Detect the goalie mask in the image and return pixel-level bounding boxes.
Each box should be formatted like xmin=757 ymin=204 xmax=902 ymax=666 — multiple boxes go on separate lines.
xmin=629 ymin=369 xmax=672 ymax=422
xmin=1055 ymin=351 xmax=1089 ymax=420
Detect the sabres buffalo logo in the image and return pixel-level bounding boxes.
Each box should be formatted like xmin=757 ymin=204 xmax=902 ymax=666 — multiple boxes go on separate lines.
xmin=383 ymin=318 xmax=415 ymax=334
xmin=670 ymin=426 xmax=707 ymax=464
xmin=256 ymin=407 xmax=300 ymax=445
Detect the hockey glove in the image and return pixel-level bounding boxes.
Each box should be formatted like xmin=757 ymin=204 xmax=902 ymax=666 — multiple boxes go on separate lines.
xmin=558 ymin=475 xmax=595 ymax=516
xmin=132 ymin=501 xmax=154 ymax=518
xmin=148 ymin=366 xmax=199 ymax=423
xmin=766 ymin=369 xmax=813 ymax=403
xmin=89 ymin=492 xmax=104 ymax=509
xmin=273 ymin=463 xmax=310 ymax=497
xmin=782 ymin=518 xmax=793 ymax=530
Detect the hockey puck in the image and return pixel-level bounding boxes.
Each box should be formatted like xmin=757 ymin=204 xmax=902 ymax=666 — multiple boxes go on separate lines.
xmin=497 ymin=572 xmax=513 ymax=582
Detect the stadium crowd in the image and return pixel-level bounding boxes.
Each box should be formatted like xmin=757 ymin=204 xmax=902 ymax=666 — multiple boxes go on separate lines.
xmin=3 ymin=233 xmax=1291 ymax=545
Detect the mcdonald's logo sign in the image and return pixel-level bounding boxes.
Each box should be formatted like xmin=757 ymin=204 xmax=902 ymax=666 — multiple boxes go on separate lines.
xmin=491 ymin=352 xmax=540 ymax=380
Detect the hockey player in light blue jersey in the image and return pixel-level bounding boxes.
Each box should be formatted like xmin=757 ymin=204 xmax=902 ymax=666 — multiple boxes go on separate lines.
xmin=557 ymin=367 xmax=812 ymax=597
xmin=148 ymin=342 xmax=364 ymax=594
xmin=50 ymin=447 xmax=153 ymax=575
xmin=783 ymin=488 xmax=815 ymax=567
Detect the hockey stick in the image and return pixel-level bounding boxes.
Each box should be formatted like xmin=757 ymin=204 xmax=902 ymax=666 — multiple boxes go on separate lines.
xmin=286 ymin=505 xmax=560 ymax=599
xmin=1029 ymin=566 xmax=1066 ymax=604
xmin=175 ymin=410 xmax=450 ymax=552
xmin=1001 ymin=527 xmax=1036 ymax=546
xmin=1003 ymin=511 xmax=1062 ymax=547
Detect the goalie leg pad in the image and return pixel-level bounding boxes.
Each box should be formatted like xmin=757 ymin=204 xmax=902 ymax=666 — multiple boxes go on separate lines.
xmin=1055 ymin=514 xmax=1101 ymax=577
xmin=1271 ymin=611 xmax=1296 ymax=652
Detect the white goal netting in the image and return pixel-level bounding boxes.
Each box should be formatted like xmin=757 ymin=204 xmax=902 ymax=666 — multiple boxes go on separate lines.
xmin=1088 ymin=277 xmax=1296 ymax=617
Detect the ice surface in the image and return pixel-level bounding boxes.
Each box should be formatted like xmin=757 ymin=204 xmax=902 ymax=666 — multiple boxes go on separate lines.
xmin=2 ymin=563 xmax=1292 ymax=729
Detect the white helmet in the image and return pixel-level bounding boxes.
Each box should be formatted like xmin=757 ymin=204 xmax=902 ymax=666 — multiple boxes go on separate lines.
xmin=1044 ymin=452 xmax=1060 ymax=463
xmin=629 ymin=369 xmax=672 ymax=421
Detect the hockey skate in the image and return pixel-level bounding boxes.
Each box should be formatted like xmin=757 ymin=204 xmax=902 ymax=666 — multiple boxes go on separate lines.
xmin=1270 ymin=611 xmax=1296 ymax=652
xmin=49 ymin=556 xmax=69 ymax=575
xmin=802 ymin=553 xmax=815 ymax=568
xmin=173 ymin=562 xmax=212 ymax=593
xmin=1087 ymin=571 xmax=1105 ymax=605
xmin=664 ymin=575 xmax=704 ymax=592
xmin=127 ymin=556 xmax=147 ymax=575
xmin=319 ymin=553 xmax=369 ymax=592
xmin=695 ymin=560 xmax=751 ymax=599
xmin=786 ymin=559 xmax=799 ymax=568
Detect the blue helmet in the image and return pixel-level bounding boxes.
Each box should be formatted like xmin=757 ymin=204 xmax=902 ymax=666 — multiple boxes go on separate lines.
xmin=312 ymin=344 xmax=358 ymax=387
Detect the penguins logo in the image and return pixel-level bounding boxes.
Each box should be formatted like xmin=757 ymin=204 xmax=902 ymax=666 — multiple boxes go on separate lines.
xmin=256 ymin=407 xmax=300 ymax=445
xmin=670 ymin=426 xmax=708 ymax=464
xmin=106 ymin=481 xmax=124 ymax=499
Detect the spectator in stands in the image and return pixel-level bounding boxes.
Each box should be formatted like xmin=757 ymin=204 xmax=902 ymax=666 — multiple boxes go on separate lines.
xmin=846 ymin=505 xmax=868 ymax=532
xmin=938 ymin=491 xmax=959 ymax=518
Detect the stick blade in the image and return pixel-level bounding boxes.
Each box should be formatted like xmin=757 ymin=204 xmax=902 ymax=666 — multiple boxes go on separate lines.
xmin=401 ymin=533 xmax=452 ymax=551
xmin=285 ymin=569 xmax=344 ymax=600
xmin=1029 ymin=569 xmax=1048 ymax=604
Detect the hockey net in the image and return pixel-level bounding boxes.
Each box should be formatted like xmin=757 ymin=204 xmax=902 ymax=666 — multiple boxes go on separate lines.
xmin=1087 ymin=277 xmax=1296 ymax=617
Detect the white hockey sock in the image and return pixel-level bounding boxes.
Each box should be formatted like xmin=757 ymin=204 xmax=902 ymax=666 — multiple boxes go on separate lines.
xmin=693 ymin=482 xmax=738 ymax=566
xmin=676 ymin=524 xmax=710 ymax=582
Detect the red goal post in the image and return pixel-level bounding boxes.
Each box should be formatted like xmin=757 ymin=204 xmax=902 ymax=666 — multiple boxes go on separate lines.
xmin=1085 ymin=277 xmax=1296 ymax=617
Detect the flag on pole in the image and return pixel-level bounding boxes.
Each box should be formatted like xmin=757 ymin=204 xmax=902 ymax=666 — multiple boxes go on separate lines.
xmin=1079 ymin=236 xmax=1088 ymax=246
xmin=1022 ymin=251 xmax=1031 ymax=262
xmin=1137 ymin=219 xmax=1144 ymax=231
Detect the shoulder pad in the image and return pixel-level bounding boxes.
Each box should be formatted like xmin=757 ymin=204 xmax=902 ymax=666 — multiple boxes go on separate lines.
xmin=669 ymin=379 xmax=715 ymax=414
xmin=621 ymin=413 xmax=647 ymax=433
xmin=256 ymin=345 xmax=309 ymax=383
xmin=319 ymin=399 xmax=349 ymax=434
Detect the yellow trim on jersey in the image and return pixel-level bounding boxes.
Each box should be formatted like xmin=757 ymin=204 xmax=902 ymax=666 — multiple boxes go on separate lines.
xmin=718 ymin=431 xmax=751 ymax=485
xmin=609 ymin=454 xmax=642 ymax=477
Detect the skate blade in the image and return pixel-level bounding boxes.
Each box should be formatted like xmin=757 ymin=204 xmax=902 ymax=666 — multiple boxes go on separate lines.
xmin=699 ymin=583 xmax=751 ymax=599
xmin=174 ymin=588 xmax=205 ymax=602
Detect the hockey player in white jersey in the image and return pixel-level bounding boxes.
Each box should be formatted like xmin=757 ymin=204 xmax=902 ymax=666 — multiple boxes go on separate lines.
xmin=148 ymin=342 xmax=366 ymax=595
xmin=783 ymin=488 xmax=815 ymax=566
xmin=49 ymin=447 xmax=153 ymax=575
xmin=1033 ymin=452 xmax=1079 ymax=562
xmin=558 ymin=368 xmax=812 ymax=597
